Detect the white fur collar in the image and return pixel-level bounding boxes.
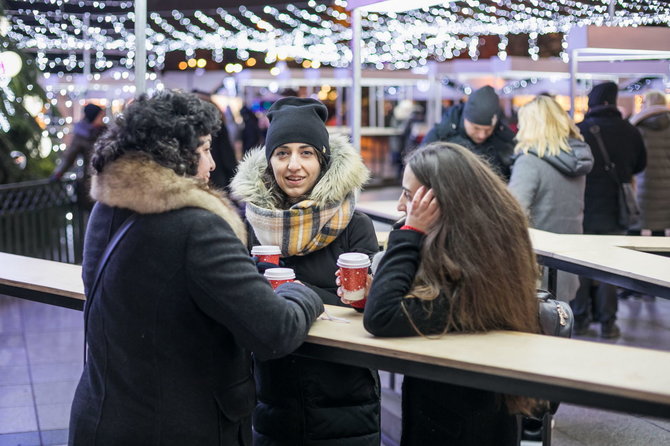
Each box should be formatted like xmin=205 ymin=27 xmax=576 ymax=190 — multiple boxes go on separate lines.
xmin=90 ymin=153 xmax=246 ymax=242
xmin=230 ymin=132 xmax=369 ymax=209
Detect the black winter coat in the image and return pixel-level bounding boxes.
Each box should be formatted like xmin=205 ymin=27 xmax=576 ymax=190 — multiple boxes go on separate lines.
xmin=209 ymin=123 xmax=238 ymax=191
xmin=69 ymin=154 xmax=323 ymax=446
xmin=232 ymin=134 xmax=382 ymax=446
xmin=250 ymin=211 xmax=382 ymax=446
xmin=422 ymin=103 xmax=516 ymax=180
xmin=364 ymin=230 xmax=518 ymax=446
xmin=577 ymin=105 xmax=647 ymax=233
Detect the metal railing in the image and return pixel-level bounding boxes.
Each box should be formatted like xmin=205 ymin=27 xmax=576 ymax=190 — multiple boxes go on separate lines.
xmin=0 ymin=179 xmax=86 ymax=264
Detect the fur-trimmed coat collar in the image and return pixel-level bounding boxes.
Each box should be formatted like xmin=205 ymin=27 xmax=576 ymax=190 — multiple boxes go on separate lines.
xmin=90 ymin=153 xmax=246 ymax=242
xmin=630 ymin=105 xmax=670 ymax=127
xmin=230 ymin=133 xmax=369 ymax=209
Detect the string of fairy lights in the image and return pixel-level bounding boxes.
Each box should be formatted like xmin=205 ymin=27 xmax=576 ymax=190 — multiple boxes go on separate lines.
xmin=2 ymin=0 xmax=669 ymax=77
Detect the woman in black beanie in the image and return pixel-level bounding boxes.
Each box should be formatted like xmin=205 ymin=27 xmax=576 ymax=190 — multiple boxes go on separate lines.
xmin=231 ymin=97 xmax=381 ymax=446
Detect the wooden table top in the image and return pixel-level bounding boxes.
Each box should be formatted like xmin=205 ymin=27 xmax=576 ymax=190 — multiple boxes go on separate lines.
xmin=529 ymin=229 xmax=670 ymax=291
xmin=309 ymin=305 xmax=670 ymax=408
xmin=1 ymin=250 xmax=670 ymax=416
xmin=0 ymin=252 xmax=84 ymax=301
xmin=356 ymin=200 xmax=403 ymax=224
xmin=357 ymin=200 xmax=670 ymax=293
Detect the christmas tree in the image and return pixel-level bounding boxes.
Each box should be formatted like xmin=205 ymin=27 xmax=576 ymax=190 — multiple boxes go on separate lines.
xmin=0 ymin=3 xmax=56 ymax=184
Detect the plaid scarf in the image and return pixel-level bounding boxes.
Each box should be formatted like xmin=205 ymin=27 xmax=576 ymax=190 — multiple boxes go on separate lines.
xmin=246 ymin=193 xmax=356 ymax=256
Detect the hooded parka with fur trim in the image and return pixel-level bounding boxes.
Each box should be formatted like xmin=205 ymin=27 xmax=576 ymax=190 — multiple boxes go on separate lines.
xmin=68 ymin=153 xmax=323 ymax=446
xmin=231 ymin=134 xmax=381 ymax=446
xmin=508 ymin=138 xmax=594 ymax=302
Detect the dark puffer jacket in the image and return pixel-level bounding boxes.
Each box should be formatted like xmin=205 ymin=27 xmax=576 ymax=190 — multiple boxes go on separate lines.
xmin=630 ymin=105 xmax=670 ymax=231
xmin=231 ymin=134 xmax=381 ymax=445
xmin=577 ymin=105 xmax=647 ymax=233
xmin=422 ymin=103 xmax=516 ymax=180
xmin=250 ymin=213 xmax=380 ymax=446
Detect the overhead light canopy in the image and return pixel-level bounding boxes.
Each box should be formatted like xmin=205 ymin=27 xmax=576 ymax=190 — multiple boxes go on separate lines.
xmin=347 ymin=0 xmax=444 ymax=13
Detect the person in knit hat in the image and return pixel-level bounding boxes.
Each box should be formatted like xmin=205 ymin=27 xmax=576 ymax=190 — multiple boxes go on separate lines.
xmin=231 ymin=96 xmax=381 ymax=446
xmin=572 ymin=82 xmax=647 ymax=339
xmin=50 ymin=102 xmax=107 ymax=210
xmin=422 ymin=85 xmax=516 ymax=180
xmin=587 ymin=81 xmax=619 ymax=108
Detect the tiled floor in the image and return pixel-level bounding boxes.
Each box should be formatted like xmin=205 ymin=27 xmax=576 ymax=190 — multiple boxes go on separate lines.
xmin=549 ymin=294 xmax=670 ymax=445
xmin=0 ymin=295 xmax=82 ymax=446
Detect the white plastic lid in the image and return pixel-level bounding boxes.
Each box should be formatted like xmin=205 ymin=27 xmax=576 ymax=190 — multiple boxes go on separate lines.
xmin=251 ymin=245 xmax=282 ymax=255
xmin=264 ymin=268 xmax=295 ymax=280
xmin=336 ymin=252 xmax=371 ymax=268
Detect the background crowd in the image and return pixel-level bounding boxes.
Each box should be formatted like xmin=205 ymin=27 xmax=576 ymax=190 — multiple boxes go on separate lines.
xmin=48 ymin=81 xmax=669 ymax=445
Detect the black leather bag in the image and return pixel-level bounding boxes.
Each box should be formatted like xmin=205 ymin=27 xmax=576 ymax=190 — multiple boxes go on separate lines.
xmin=589 ymin=125 xmax=641 ymax=229
xmin=618 ymin=182 xmax=641 ymax=229
xmin=523 ymin=291 xmax=574 ymax=445
xmin=537 ymin=290 xmax=573 ymax=338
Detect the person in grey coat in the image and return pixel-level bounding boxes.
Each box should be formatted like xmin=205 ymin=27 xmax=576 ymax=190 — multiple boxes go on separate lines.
xmin=68 ymin=91 xmax=324 ymax=446
xmin=509 ymin=95 xmax=593 ymax=302
xmin=629 ymin=90 xmax=670 ymax=234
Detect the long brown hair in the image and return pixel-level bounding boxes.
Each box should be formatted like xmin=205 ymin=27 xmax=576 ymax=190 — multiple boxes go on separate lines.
xmin=405 ymin=142 xmax=541 ymax=415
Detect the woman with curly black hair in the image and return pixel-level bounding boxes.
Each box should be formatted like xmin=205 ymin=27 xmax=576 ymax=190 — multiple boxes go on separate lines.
xmin=68 ymin=90 xmax=324 ymax=446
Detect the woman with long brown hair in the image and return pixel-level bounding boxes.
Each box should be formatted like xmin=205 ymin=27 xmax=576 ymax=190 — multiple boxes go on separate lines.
xmin=361 ymin=142 xmax=541 ymax=445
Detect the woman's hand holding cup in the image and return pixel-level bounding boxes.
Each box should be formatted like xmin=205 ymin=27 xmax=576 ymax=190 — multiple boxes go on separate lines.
xmin=251 ymin=245 xmax=281 ymax=265
xmin=264 ymin=268 xmax=296 ymax=289
xmin=336 ymin=270 xmax=372 ymax=308
xmin=336 ymin=253 xmax=372 ymax=309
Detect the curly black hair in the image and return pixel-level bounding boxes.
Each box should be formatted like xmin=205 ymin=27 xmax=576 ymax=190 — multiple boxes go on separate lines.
xmin=91 ymin=90 xmax=221 ymax=176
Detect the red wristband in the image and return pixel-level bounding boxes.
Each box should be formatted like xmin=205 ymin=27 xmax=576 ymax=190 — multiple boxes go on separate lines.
xmin=400 ymin=224 xmax=425 ymax=234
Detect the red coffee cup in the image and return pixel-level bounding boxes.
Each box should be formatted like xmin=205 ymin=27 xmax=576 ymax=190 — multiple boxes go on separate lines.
xmin=252 ymin=245 xmax=282 ymax=265
xmin=264 ymin=268 xmax=295 ymax=289
xmin=337 ymin=253 xmax=371 ymax=305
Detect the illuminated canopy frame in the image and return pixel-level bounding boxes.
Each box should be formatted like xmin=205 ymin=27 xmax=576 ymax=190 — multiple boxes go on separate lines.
xmin=346 ymin=0 xmax=670 ymax=148
xmin=566 ymin=25 xmax=670 ymax=116
xmin=4 ymin=1 xmax=670 ymax=141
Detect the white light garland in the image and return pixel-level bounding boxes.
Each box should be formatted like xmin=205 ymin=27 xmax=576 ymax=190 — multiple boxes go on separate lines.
xmin=2 ymin=0 xmax=669 ymax=75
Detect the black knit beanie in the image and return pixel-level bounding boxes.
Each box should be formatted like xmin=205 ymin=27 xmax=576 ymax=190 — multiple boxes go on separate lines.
xmin=83 ymin=103 xmax=103 ymax=123
xmin=265 ymin=97 xmax=330 ymax=162
xmin=588 ymin=82 xmax=618 ymax=108
xmin=463 ymin=86 xmax=500 ymax=126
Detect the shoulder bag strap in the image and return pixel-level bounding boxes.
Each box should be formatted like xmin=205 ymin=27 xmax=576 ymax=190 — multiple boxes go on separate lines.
xmin=589 ymin=125 xmax=621 ymax=186
xmin=83 ymin=213 xmax=138 ymax=364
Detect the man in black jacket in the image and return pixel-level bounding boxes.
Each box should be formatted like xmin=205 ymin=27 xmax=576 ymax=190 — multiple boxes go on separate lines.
xmin=422 ymin=85 xmax=515 ymax=180
xmin=572 ymin=82 xmax=647 ymax=338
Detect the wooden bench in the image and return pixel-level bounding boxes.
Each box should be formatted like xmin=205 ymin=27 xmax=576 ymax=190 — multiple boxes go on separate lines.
xmin=2 ymin=251 xmax=670 ymax=420
xmin=0 ymin=252 xmax=84 ymax=310
xmin=529 ymin=229 xmax=670 ymax=299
